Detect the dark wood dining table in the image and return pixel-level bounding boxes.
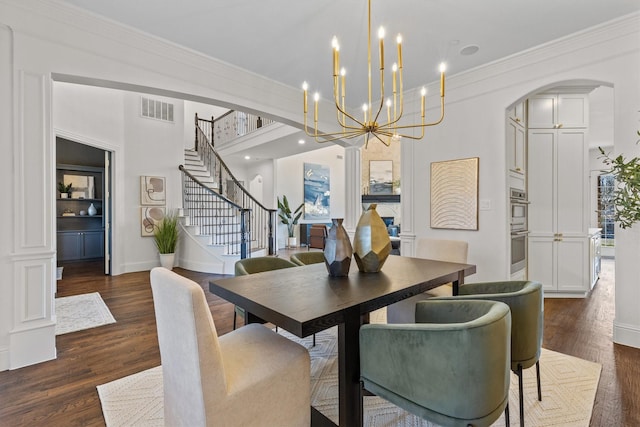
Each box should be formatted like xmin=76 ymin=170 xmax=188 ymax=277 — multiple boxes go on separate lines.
xmin=209 ymin=255 xmax=476 ymax=427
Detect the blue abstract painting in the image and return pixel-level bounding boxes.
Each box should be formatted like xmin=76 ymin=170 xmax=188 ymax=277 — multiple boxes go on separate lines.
xmin=303 ymin=163 xmax=330 ymax=220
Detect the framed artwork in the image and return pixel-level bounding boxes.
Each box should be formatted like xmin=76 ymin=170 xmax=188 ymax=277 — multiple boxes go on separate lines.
xmin=369 ymin=160 xmax=393 ymax=195
xmin=303 ymin=163 xmax=330 ymax=220
xmin=140 ymin=176 xmax=166 ymax=206
xmin=64 ymin=174 xmax=95 ymax=199
xmin=141 ymin=206 xmax=166 ymax=236
xmin=430 ymin=157 xmax=479 ymax=230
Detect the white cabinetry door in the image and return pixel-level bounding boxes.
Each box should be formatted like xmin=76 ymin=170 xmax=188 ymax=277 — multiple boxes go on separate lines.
xmin=528 ymin=94 xmax=588 ymax=129
xmin=528 ymin=236 xmax=555 ymax=292
xmin=556 ymin=130 xmax=589 ymax=236
xmin=507 ymin=119 xmax=526 ymax=175
xmin=528 ymin=119 xmax=588 ymax=294
xmin=528 ymin=235 xmax=588 ymax=293
xmin=556 ymin=237 xmax=588 ymax=292
xmin=528 ymin=130 xmax=555 ymax=233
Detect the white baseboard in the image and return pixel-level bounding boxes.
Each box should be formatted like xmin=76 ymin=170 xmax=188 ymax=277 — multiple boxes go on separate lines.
xmin=613 ymin=321 xmax=640 ymax=349
xmin=0 ymin=347 xmax=9 ymax=371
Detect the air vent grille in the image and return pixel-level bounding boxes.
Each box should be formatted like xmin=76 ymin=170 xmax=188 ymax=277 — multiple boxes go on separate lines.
xmin=141 ymin=96 xmax=174 ymax=122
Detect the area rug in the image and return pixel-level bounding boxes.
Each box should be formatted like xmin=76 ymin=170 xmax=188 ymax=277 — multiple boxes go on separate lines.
xmin=97 ymin=322 xmax=601 ymax=427
xmin=55 ymin=292 xmax=116 ymax=335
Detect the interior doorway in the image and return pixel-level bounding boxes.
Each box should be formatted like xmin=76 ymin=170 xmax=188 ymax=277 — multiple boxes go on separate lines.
xmin=56 ymin=137 xmax=112 ymax=278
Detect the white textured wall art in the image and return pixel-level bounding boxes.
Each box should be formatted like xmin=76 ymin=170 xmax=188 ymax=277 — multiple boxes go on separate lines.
xmin=430 ymin=157 xmax=479 ymax=230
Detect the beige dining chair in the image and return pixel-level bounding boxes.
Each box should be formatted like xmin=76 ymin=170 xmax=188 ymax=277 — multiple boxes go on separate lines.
xmin=360 ymin=299 xmax=512 ymax=427
xmin=387 ymin=238 xmax=469 ymax=323
xmin=150 ymin=267 xmax=310 ymax=426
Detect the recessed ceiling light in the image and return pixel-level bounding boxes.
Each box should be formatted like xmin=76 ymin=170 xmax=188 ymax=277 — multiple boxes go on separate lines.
xmin=298 ymin=139 xmax=305 ymax=144
xmin=460 ymin=45 xmax=480 ymax=56
xmin=244 ymin=155 xmax=250 ymax=160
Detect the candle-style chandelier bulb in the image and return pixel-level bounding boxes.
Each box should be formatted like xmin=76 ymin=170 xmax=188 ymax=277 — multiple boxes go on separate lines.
xmin=302 ymin=0 xmax=446 ymax=147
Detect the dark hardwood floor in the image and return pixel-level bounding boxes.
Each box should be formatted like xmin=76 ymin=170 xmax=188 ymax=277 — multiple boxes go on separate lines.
xmin=0 ymin=256 xmax=638 ymax=426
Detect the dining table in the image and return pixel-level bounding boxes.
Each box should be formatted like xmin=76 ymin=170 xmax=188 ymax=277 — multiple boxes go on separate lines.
xmin=209 ymin=255 xmax=476 ymax=427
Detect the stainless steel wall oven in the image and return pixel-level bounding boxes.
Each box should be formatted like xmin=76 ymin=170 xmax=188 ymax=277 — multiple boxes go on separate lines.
xmin=510 ymin=188 xmax=529 ymax=274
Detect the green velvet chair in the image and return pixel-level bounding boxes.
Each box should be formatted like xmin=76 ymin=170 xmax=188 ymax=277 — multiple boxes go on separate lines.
xmin=233 ymin=257 xmax=297 ymax=329
xmin=290 ymin=251 xmax=325 ymax=266
xmin=435 ymin=281 xmax=543 ymax=427
xmin=360 ymin=299 xmax=512 ymax=427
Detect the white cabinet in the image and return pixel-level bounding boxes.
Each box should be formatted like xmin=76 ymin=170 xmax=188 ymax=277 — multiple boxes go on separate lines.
xmin=527 ymin=94 xmax=590 ymax=295
xmin=529 ymin=236 xmax=589 ymax=293
xmin=507 ymin=117 xmax=526 ymax=175
xmin=508 ymin=100 xmax=526 ymax=126
xmin=528 ymin=94 xmax=588 ymax=129
xmin=506 ymin=101 xmax=527 ymax=191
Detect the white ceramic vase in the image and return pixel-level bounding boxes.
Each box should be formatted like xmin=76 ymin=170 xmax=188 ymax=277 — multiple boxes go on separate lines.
xmin=88 ymin=203 xmax=97 ymax=216
xmin=159 ymin=253 xmax=175 ymax=270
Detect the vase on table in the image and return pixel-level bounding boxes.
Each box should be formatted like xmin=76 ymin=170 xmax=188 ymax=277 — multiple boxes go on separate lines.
xmin=353 ymin=204 xmax=391 ymax=273
xmin=323 ymin=218 xmax=353 ymax=276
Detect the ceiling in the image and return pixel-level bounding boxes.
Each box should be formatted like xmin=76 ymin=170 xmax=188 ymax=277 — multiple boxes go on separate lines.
xmin=57 ymin=0 xmax=639 ymax=161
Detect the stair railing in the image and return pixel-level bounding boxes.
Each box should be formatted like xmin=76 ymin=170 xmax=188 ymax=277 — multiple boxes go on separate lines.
xmin=189 ymin=114 xmax=276 ymax=257
xmin=179 ymin=165 xmax=251 ymax=258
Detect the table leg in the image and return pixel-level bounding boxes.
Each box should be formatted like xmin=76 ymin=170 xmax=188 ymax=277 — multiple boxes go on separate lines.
xmin=338 ymin=306 xmax=363 ymax=427
xmin=452 ymin=270 xmax=465 ymax=296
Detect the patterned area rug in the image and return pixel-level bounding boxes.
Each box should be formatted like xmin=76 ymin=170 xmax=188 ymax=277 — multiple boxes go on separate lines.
xmin=55 ymin=292 xmax=116 ymax=335
xmin=97 ymin=311 xmax=601 ymax=427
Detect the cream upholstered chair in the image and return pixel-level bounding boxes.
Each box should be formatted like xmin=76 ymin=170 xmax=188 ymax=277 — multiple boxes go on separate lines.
xmin=436 ymin=281 xmax=543 ymax=427
xmin=360 ymin=299 xmax=511 ymax=427
xmin=387 ymin=238 xmax=469 ymax=323
xmin=290 ymin=251 xmax=325 ymax=266
xmin=150 ymin=267 xmax=310 ymax=427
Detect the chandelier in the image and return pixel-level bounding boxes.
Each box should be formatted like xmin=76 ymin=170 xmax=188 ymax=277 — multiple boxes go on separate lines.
xmin=302 ymin=0 xmax=446 ymax=147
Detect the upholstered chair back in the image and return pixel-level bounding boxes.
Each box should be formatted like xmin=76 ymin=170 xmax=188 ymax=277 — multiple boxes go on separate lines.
xmin=387 ymin=238 xmax=469 ymax=323
xmin=235 ymin=256 xmax=297 ymax=275
xmin=456 ymin=280 xmax=544 ymax=370
xmin=290 ymin=251 xmax=325 ymax=266
xmin=415 ymin=237 xmax=468 ymax=264
xmin=150 ymin=267 xmax=226 ymax=426
xmin=360 ymin=299 xmax=512 ymax=426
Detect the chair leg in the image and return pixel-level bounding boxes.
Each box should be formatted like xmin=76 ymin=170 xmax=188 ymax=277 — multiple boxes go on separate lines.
xmin=312 ymin=333 xmax=316 ymax=347
xmin=517 ymin=364 xmax=524 ymax=427
xmin=232 ymin=311 xmax=236 ymax=330
xmin=505 ymin=402 xmax=510 ymax=426
xmin=536 ymin=360 xmax=542 ymax=401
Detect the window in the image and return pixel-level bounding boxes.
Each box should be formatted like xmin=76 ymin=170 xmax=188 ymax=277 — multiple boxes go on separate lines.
xmin=597 ymin=174 xmax=615 ymax=246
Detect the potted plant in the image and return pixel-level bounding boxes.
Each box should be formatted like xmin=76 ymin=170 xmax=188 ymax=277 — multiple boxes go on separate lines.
xmin=277 ymin=195 xmax=303 ymax=248
xmin=153 ymin=210 xmax=179 ymax=270
xmin=599 ymin=131 xmax=640 ymax=229
xmin=58 ymin=181 xmax=72 ymax=198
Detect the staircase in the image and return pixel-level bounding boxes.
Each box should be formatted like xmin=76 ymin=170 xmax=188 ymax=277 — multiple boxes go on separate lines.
xmin=177 ymin=115 xmax=276 ymax=274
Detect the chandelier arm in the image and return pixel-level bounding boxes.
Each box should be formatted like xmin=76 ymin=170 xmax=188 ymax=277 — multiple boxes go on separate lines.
xmin=334 ymin=102 xmax=367 ymax=129
xmin=371 ymin=132 xmax=391 ymax=147
xmin=393 ymin=97 xmax=445 ymax=129
xmin=304 ymin=127 xmax=365 ymax=140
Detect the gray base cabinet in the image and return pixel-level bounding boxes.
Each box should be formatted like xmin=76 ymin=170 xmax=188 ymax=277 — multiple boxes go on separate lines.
xmin=57 ymin=230 xmax=104 ymax=261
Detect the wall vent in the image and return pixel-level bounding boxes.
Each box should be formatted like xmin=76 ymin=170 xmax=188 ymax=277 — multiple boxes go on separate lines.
xmin=141 ymin=96 xmax=174 ymax=122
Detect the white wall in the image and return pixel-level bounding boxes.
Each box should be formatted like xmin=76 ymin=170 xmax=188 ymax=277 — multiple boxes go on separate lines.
xmin=0 ymin=0 xmax=638 ymax=370
xmin=275 ymin=145 xmax=345 ymax=248
xmin=122 ymin=92 xmax=185 ymax=272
